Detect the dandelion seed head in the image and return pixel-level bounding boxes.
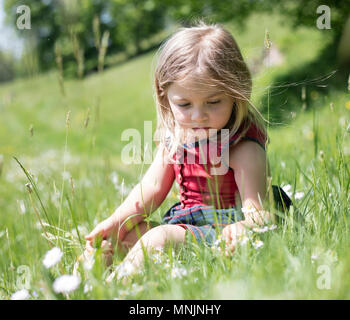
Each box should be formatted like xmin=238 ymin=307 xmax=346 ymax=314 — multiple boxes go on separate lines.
xmin=43 ymin=247 xmax=63 ymax=268
xmin=11 ymin=289 xmax=30 ymax=300
xmin=53 ymin=275 xmax=80 ymax=294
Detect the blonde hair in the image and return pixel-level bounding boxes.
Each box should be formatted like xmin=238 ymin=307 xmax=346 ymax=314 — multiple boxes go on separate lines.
xmin=153 ymin=21 xmax=266 ymax=156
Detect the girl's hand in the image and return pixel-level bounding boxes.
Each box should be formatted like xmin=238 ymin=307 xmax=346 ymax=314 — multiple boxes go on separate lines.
xmin=85 ymin=215 xmax=124 ymax=250
xmin=221 ymin=222 xmax=247 ymax=255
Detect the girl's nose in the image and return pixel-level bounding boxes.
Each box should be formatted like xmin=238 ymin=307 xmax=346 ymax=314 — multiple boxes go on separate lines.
xmin=191 ymin=107 xmax=208 ymax=122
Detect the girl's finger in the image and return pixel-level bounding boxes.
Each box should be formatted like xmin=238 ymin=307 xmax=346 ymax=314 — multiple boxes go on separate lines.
xmin=85 ymin=226 xmax=105 ymax=241
xmin=85 ymin=231 xmax=96 ymax=240
xmin=85 ymin=240 xmax=94 ymax=251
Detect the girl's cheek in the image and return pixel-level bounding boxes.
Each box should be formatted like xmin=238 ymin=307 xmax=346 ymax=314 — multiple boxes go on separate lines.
xmin=173 ymin=108 xmax=189 ymax=122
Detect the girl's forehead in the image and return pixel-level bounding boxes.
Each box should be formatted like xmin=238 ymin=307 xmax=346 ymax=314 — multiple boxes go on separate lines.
xmin=168 ymin=77 xmax=221 ymax=97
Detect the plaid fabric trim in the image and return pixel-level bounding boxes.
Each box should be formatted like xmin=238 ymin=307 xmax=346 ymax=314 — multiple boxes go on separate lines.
xmin=161 ymin=203 xmax=244 ymax=245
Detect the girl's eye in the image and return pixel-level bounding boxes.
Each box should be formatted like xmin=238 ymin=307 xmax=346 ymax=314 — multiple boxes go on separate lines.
xmin=208 ymin=100 xmax=220 ymax=105
xmin=177 ymin=103 xmax=190 ymax=107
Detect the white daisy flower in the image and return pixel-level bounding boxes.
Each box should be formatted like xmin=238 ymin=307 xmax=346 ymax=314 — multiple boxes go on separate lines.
xmin=295 ymin=192 xmax=304 ymax=200
xmin=241 ymin=206 xmax=257 ymax=214
xmin=239 ymin=236 xmax=250 ymax=245
xmin=109 ymin=261 xmax=136 ymax=281
xmin=171 ymin=267 xmax=187 ymax=279
xmin=253 ymin=240 xmax=264 ymax=250
xmin=151 ymin=252 xmax=162 ymax=264
xmin=11 ymin=289 xmax=30 ymax=300
xmin=83 ymin=282 xmax=93 ymax=294
xmin=282 ymin=184 xmax=291 ymax=192
xmin=282 ymin=184 xmax=292 ymax=197
xmin=252 ymin=226 xmax=269 ymax=233
xmin=269 ymin=224 xmax=278 ymax=231
xmin=53 ymin=275 xmax=80 ymax=294
xmin=42 ymin=247 xmax=63 ymax=268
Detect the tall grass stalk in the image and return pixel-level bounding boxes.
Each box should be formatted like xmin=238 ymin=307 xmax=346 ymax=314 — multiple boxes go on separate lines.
xmin=58 ymin=111 xmax=71 ymax=242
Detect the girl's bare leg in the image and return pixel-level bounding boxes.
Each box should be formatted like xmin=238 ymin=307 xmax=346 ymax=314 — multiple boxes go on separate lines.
xmin=122 ymin=225 xmax=186 ymax=268
xmin=119 ymin=221 xmax=153 ymax=252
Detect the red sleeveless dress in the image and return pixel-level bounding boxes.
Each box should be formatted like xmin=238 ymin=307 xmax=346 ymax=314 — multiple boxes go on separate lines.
xmin=162 ymin=120 xmax=267 ymax=244
xmin=173 ymin=121 xmax=267 ymax=209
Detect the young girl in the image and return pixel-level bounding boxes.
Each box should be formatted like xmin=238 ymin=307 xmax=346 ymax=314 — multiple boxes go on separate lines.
xmin=85 ymin=22 xmax=291 ymax=270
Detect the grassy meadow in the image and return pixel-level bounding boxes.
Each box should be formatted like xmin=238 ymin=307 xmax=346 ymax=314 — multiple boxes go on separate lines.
xmin=0 ymin=13 xmax=349 ymax=299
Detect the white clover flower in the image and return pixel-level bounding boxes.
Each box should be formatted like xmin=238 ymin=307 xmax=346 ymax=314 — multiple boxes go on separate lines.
xmin=43 ymin=247 xmax=63 ymax=268
xmin=11 ymin=289 xmax=30 ymax=300
xmin=53 ymin=275 xmax=81 ymax=294
xmin=295 ymin=192 xmax=304 ymax=200
xmin=252 ymin=240 xmax=264 ymax=250
xmin=171 ymin=267 xmax=187 ymax=279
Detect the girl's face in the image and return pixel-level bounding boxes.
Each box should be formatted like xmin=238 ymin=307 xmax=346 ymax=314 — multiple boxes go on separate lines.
xmin=167 ymin=78 xmax=234 ymax=141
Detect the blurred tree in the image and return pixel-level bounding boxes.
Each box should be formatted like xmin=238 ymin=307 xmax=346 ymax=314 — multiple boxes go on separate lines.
xmin=3 ymin=0 xmax=169 ymax=77
xmin=3 ymin=0 xmax=350 ymax=78
xmin=0 ymin=51 xmax=15 ymax=82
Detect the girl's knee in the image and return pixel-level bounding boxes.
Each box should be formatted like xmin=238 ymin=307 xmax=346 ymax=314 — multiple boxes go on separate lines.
xmin=140 ymin=225 xmax=185 ymax=248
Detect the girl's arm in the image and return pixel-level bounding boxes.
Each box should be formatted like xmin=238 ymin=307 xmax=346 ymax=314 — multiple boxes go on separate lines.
xmin=222 ymin=140 xmax=271 ymax=247
xmin=85 ymin=145 xmax=175 ymax=244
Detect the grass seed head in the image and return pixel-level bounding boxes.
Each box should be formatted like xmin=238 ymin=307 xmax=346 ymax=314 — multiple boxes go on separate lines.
xmin=25 ymin=182 xmax=33 ymax=193
xmin=29 ymin=124 xmax=34 ymax=137
xmin=66 ymin=110 xmax=71 ymax=128
xmin=264 ymin=29 xmax=271 ymax=49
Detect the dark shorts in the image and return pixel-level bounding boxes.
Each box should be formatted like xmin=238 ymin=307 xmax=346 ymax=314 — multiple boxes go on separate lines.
xmin=161 ymin=185 xmax=292 ymax=246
